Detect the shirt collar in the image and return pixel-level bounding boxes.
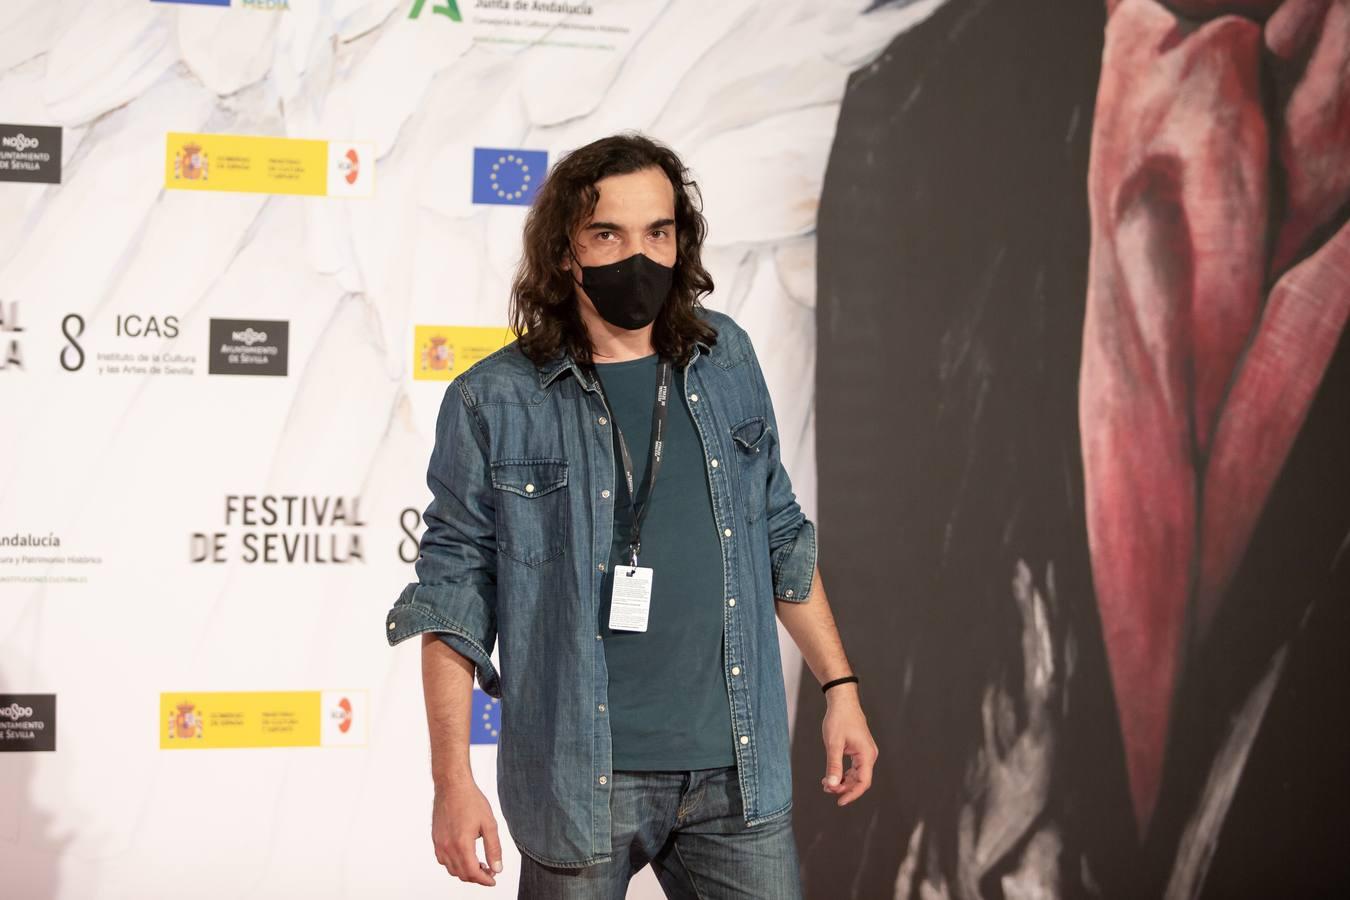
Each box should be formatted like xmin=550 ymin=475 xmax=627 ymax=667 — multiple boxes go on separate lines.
xmin=535 ymin=335 xmax=712 ymax=389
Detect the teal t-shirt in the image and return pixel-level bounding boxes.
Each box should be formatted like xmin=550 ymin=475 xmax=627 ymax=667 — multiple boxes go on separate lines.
xmin=593 ymin=352 xmax=735 ymax=770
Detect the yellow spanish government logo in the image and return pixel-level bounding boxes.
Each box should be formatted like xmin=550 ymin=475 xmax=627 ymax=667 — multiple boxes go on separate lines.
xmin=164 ymin=132 xmax=375 ymax=198
xmin=413 ymin=325 xmax=516 ymax=382
xmin=159 ymin=691 xmax=367 ymax=749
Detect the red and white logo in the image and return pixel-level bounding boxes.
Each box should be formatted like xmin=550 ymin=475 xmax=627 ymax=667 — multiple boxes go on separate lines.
xmin=327 ymin=142 xmax=374 ymax=198
xmin=320 ymin=690 xmax=366 ymax=745
xmin=333 ymin=696 xmax=353 ymax=734
xmin=341 ymin=148 xmax=359 ymax=185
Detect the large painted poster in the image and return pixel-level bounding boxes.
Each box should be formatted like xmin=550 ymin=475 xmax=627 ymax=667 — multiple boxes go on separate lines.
xmin=801 ymin=0 xmax=1349 ymax=897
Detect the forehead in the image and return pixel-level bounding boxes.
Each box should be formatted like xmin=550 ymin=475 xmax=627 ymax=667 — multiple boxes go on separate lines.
xmin=589 ymin=166 xmax=674 ymax=221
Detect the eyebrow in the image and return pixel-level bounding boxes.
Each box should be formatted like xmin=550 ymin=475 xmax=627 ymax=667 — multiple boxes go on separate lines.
xmin=583 ymin=217 xmax=676 ymax=232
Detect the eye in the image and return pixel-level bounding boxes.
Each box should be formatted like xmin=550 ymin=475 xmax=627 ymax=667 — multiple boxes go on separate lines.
xmin=596 ymin=231 xmax=615 ymax=240
xmin=650 ymin=229 xmax=669 ymax=239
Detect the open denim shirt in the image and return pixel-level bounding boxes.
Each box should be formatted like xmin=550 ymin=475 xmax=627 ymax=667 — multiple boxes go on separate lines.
xmin=384 ymin=309 xmax=818 ymax=867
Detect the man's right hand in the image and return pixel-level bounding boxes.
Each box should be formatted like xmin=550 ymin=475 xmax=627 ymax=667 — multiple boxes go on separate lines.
xmin=432 ymin=777 xmax=504 ymax=887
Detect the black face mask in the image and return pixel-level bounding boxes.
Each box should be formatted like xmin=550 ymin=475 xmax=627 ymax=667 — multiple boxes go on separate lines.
xmin=570 ymin=248 xmax=674 ymax=330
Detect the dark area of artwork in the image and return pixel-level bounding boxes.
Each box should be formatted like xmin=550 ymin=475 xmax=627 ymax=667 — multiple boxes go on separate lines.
xmin=798 ymin=0 xmax=1350 ymax=896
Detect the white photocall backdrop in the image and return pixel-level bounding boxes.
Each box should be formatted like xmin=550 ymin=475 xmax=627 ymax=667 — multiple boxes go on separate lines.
xmin=0 ymin=1 xmax=942 ymax=897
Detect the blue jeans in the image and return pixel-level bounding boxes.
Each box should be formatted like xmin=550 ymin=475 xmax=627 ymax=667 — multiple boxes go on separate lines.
xmin=517 ymin=766 xmax=803 ymax=899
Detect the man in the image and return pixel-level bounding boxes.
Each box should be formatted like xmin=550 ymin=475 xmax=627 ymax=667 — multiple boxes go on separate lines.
xmin=385 ymin=132 xmax=878 ymax=898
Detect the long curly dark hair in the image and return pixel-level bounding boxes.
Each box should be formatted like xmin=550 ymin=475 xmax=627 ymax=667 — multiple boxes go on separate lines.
xmin=508 ymin=132 xmax=718 ymax=367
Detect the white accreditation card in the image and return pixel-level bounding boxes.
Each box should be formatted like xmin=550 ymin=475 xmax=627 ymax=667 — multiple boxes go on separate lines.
xmin=608 ymin=566 xmax=654 ymax=632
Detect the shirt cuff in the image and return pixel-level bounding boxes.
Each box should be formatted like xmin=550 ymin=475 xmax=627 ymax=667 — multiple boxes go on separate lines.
xmin=386 ymin=584 xmax=502 ymax=698
xmin=771 ymin=518 xmax=817 ymax=603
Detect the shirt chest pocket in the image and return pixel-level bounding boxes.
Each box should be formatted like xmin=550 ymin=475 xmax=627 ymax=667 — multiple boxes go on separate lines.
xmin=730 ymin=416 xmax=773 ymax=524
xmin=490 ymin=458 xmax=569 ymax=567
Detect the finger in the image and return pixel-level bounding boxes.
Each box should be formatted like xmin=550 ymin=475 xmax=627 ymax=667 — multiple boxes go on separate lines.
xmin=453 ymin=840 xmax=494 ymax=886
xmin=822 ymin=739 xmax=846 ymax=791
xmin=837 ymin=749 xmax=876 ymax=806
xmin=483 ymin=817 xmax=505 ymax=875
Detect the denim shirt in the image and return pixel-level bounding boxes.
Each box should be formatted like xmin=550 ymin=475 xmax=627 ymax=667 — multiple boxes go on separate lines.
xmin=384 ymin=308 xmax=818 ymax=867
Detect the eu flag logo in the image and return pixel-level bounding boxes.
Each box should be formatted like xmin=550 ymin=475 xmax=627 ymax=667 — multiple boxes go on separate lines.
xmin=473 ymin=148 xmax=547 ymax=206
xmin=470 ymin=689 xmax=501 ymax=744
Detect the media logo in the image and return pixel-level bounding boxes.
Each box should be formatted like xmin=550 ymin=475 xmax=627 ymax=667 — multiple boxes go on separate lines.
xmin=0 ymin=124 xmax=61 ymax=184
xmin=151 ymin=1 xmax=232 ymax=7
xmin=412 ymin=325 xmax=514 ymax=381
xmin=471 ymin=689 xmax=500 ymax=744
xmin=208 ymin=318 xmax=288 ymax=376
xmin=472 ymin=148 xmax=547 ymax=206
xmin=0 ymin=694 xmax=56 ymax=752
xmin=1 ymin=299 xmax=23 ymax=371
xmin=409 ymin=0 xmax=461 ymax=22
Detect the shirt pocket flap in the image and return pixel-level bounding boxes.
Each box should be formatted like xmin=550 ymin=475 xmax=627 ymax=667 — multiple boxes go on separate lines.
xmin=491 ymin=459 xmax=568 ymax=498
xmin=731 ymin=416 xmax=771 ymax=452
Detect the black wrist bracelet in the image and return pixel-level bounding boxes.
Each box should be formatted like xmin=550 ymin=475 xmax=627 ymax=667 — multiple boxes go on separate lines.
xmin=821 ymin=675 xmax=859 ymax=694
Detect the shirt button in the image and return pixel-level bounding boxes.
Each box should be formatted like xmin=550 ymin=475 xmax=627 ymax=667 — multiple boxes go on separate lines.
xmin=689 ymin=394 xmax=699 ymax=402
xmin=525 ymin=483 xmax=535 ymax=493
xmin=731 ymin=666 xmax=741 ymax=676
xmin=599 ymin=775 xmax=608 ymax=785
xmin=387 ymin=621 xmax=396 ymax=631
xmin=710 ymin=459 xmax=719 ymax=468
xmin=601 ymin=489 xmax=611 ymax=499
xmin=598 ymin=704 xmax=606 ymax=712
xmin=739 ymin=735 xmax=749 ymax=745
xmin=598 ymin=563 xmax=606 ymax=572
xmin=727 ymin=598 xmax=736 ymax=607
xmin=785 ymin=589 xmax=794 ymax=597
xmin=723 ymin=528 xmax=732 ymax=537
xmin=596 ymin=634 xmax=603 ymax=640
xmin=598 ymin=416 xmax=608 ymax=425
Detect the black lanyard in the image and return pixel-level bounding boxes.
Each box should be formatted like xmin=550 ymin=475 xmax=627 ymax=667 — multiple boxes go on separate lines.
xmin=590 ymin=358 xmax=671 ymax=567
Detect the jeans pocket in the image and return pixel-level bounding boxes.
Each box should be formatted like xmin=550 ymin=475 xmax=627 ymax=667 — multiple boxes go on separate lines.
xmin=490 ymin=458 xmax=568 ymax=567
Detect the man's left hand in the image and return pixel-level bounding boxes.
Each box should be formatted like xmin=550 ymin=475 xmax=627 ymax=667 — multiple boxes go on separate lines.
xmin=820 ymin=685 xmax=878 ymax=806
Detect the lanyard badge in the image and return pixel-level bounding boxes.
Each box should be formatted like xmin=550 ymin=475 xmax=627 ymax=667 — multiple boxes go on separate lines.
xmin=592 ymin=359 xmax=671 ymax=633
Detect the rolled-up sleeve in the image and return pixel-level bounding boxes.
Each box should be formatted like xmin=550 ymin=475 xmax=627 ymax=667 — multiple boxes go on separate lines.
xmin=385 ymin=378 xmax=502 ymax=697
xmin=745 ymin=333 xmax=818 ymax=604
